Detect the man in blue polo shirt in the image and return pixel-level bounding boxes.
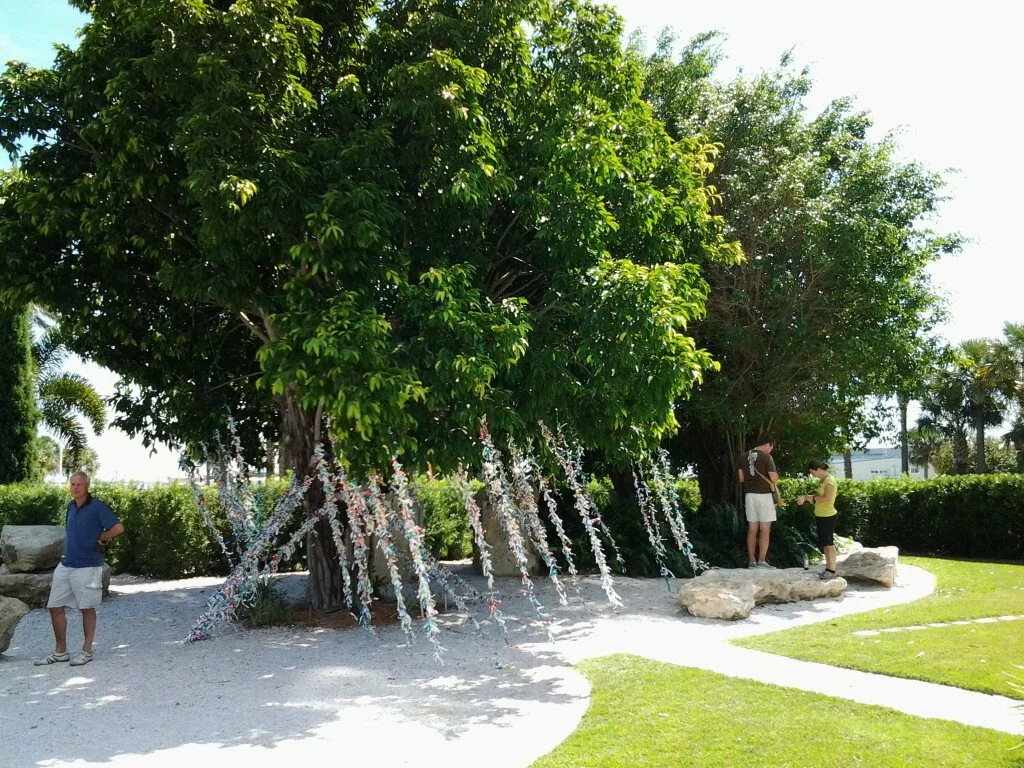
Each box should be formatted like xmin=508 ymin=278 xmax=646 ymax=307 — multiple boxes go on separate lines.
xmin=34 ymin=472 xmax=124 ymax=667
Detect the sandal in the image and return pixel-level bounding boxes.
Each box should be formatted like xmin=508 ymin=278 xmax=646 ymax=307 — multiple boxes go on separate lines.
xmin=34 ymin=652 xmax=70 ymax=666
xmin=70 ymin=651 xmax=93 ymax=666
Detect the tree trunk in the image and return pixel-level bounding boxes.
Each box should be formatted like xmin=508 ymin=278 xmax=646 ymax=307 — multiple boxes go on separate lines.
xmin=277 ymin=391 xmax=346 ymax=611
xmin=843 ymin=448 xmax=853 ymax=480
xmin=974 ymin=418 xmax=987 ymax=474
xmin=608 ymin=467 xmax=636 ymax=510
xmin=264 ymin=439 xmax=277 ymax=478
xmin=897 ymin=393 xmax=910 ymax=475
xmin=952 ymin=431 xmax=970 ymax=474
xmin=670 ymin=427 xmax=745 ymax=510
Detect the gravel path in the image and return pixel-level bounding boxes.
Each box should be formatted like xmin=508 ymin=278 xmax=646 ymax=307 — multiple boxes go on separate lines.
xmin=0 ymin=564 xmax=1019 ymax=768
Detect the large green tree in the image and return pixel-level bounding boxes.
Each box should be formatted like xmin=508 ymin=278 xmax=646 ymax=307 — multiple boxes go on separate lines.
xmin=0 ymin=0 xmax=736 ymax=606
xmin=638 ymin=33 xmax=954 ymax=504
xmin=0 ymin=304 xmax=38 ymax=483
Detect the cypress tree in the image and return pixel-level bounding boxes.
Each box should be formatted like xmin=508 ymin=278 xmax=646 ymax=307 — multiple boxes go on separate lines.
xmin=0 ymin=304 xmax=38 ymax=483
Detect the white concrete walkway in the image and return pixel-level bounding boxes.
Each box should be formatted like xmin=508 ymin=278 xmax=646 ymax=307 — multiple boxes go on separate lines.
xmin=523 ymin=565 xmax=1023 ymax=736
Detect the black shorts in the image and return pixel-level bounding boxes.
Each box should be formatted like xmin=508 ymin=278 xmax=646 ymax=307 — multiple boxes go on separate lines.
xmin=815 ymin=514 xmax=838 ymax=550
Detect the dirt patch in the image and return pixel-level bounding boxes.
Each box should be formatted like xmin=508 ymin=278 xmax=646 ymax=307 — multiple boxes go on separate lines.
xmin=285 ymin=600 xmax=411 ymax=631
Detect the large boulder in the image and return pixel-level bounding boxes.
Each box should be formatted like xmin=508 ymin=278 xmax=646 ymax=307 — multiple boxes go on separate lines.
xmin=678 ymin=580 xmax=756 ymax=621
xmin=471 ymin=491 xmax=539 ymax=578
xmin=837 ymin=546 xmax=899 ymax=587
xmin=676 ymin=568 xmax=846 ymax=620
xmin=0 ymin=595 xmax=30 ymax=654
xmin=0 ymin=526 xmax=65 ymax=573
xmin=0 ymin=565 xmax=55 ymax=609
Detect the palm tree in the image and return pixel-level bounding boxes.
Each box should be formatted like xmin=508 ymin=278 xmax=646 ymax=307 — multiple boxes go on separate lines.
xmin=919 ymin=356 xmax=973 ymax=474
xmin=31 ymin=310 xmax=106 ymax=474
xmin=907 ymin=423 xmax=943 ymax=478
xmin=999 ymin=323 xmax=1024 ymax=471
xmin=958 ymin=339 xmax=1015 ymax=473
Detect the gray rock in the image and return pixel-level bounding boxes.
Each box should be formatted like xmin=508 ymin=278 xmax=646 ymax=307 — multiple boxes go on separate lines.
xmin=0 ymin=595 xmax=30 ymax=654
xmin=472 ymin=490 xmax=539 ymax=578
xmin=676 ymin=567 xmax=846 ymax=620
xmin=837 ymin=546 xmax=899 ymax=587
xmin=0 ymin=565 xmax=55 ymax=609
xmin=678 ymin=580 xmax=756 ymax=620
xmin=0 ymin=526 xmax=65 ymax=573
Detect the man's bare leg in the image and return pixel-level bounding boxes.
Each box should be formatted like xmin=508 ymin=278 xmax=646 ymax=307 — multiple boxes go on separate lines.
xmin=48 ymin=607 xmax=68 ymax=655
xmin=757 ymin=522 xmax=772 ymax=563
xmin=81 ymin=608 xmax=97 ymax=654
xmin=746 ymin=522 xmax=758 ymax=563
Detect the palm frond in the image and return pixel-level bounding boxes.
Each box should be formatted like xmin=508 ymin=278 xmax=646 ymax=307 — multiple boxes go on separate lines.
xmin=38 ymin=373 xmax=106 ymax=436
xmin=30 ymin=308 xmax=71 ymax=378
xmin=40 ymin=408 xmax=90 ymax=455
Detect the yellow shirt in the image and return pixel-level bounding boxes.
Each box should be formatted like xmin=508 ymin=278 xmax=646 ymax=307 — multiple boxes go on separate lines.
xmin=814 ymin=475 xmax=838 ymax=518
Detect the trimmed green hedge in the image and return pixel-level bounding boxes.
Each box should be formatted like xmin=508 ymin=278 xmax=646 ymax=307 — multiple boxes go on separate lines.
xmin=778 ymin=474 xmax=1024 ymax=560
xmin=4 ymin=473 xmax=1019 ymax=580
xmin=0 ymin=480 xmax=291 ymax=579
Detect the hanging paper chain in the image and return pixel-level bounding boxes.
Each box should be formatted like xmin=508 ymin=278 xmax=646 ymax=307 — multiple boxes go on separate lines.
xmin=362 ymin=486 xmax=415 ymax=640
xmin=507 ymin=438 xmax=568 ymax=607
xmin=540 ymin=423 xmax=622 ymax=607
xmin=454 ymin=467 xmax=508 ymax=637
xmin=187 ymin=446 xmax=325 ymax=641
xmin=385 ymin=462 xmax=446 ymax=663
xmin=652 ymin=449 xmax=710 ymax=574
xmin=633 ymin=463 xmax=673 ymax=579
xmin=538 ymin=475 xmax=586 ymax=604
xmin=479 ymin=423 xmax=550 ymax=627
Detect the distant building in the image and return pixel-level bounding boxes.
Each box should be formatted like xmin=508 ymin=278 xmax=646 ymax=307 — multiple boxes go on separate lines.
xmin=826 ymin=447 xmax=933 ymax=481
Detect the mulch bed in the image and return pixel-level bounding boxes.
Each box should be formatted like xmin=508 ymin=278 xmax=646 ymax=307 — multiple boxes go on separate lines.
xmin=285 ymin=600 xmax=410 ymax=631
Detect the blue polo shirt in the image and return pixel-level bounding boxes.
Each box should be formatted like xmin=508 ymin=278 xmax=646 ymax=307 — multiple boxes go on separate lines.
xmin=63 ymin=496 xmax=120 ymax=568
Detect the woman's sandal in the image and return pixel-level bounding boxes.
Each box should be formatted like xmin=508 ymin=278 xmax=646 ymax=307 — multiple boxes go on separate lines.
xmin=70 ymin=651 xmax=93 ymax=667
xmin=33 ymin=652 xmax=70 ymax=666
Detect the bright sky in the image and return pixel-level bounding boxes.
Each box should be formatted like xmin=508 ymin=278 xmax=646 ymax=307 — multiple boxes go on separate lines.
xmin=2 ymin=0 xmax=1020 ymax=480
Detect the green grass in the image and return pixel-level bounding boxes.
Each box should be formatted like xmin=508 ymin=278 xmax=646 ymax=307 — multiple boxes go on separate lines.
xmin=734 ymin=557 xmax=1024 ymax=698
xmin=530 ymin=655 xmax=1022 ymax=768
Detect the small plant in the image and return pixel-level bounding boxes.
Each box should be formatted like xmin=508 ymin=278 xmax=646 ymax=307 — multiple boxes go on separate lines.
xmin=234 ymin=581 xmax=293 ymax=629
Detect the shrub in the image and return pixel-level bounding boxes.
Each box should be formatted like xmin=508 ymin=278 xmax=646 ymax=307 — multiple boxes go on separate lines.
xmin=782 ymin=474 xmax=1024 ymax=560
xmin=0 ymin=483 xmax=67 ymax=527
xmin=414 ymin=476 xmax=475 ymax=560
xmin=0 ymin=479 xmax=293 ymax=579
xmin=234 ymin=581 xmax=293 ymax=628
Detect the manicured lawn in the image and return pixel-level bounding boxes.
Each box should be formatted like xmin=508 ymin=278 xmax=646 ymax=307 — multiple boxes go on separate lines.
xmin=530 ymin=655 xmax=1021 ymax=768
xmin=734 ymin=557 xmax=1024 ymax=699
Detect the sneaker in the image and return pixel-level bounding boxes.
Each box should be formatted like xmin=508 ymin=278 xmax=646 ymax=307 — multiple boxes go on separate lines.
xmin=747 ymin=561 xmax=757 ymax=569
xmin=70 ymin=651 xmax=93 ymax=667
xmin=820 ymin=570 xmax=837 ymax=581
xmin=34 ymin=652 xmax=70 ymax=666
xmin=756 ymin=562 xmax=776 ymax=569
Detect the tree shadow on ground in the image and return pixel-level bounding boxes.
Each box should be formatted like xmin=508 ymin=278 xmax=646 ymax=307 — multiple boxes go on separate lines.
xmin=0 ymin=573 xmax=596 ymax=768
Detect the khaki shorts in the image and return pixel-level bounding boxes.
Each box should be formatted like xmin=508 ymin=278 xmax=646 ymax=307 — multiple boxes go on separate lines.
xmin=47 ymin=563 xmax=103 ymax=610
xmin=745 ymin=493 xmax=777 ymax=523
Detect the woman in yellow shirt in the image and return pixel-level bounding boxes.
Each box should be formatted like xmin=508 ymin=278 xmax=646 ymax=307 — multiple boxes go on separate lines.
xmin=797 ymin=461 xmax=839 ymax=580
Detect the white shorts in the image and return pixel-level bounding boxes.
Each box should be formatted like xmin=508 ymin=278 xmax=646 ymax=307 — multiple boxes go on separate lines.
xmin=745 ymin=493 xmax=777 ymax=523
xmin=46 ymin=563 xmax=103 ymax=610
